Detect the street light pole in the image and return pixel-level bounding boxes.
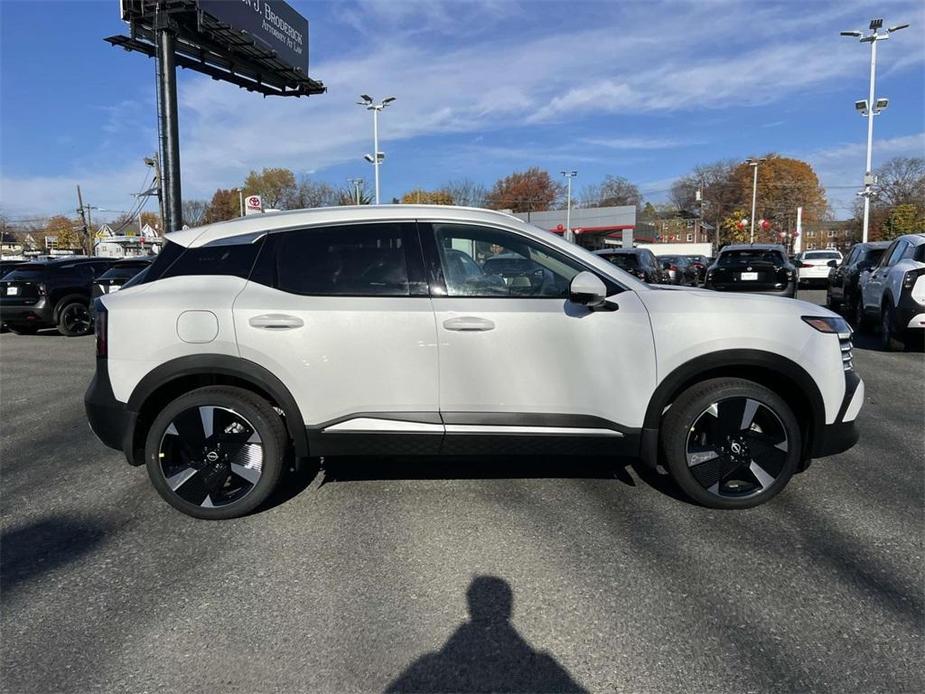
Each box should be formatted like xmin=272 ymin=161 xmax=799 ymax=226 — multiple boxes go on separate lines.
xmin=358 ymin=95 xmax=396 ymax=205
xmin=561 ymin=171 xmax=577 ymax=243
xmin=746 ymin=158 xmax=763 ymax=244
xmin=347 ymin=178 xmax=364 ymax=205
xmin=842 ymin=18 xmax=909 ymax=243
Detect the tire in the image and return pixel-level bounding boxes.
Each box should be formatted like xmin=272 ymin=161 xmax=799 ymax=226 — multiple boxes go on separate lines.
xmin=853 ymin=298 xmax=869 ymax=332
xmin=825 ymin=291 xmax=840 ymax=311
xmin=661 ymin=378 xmax=801 ymax=509
xmin=57 ymin=301 xmax=92 ymax=337
xmin=880 ymin=300 xmax=904 ymax=352
xmin=144 ymin=386 xmax=287 ymax=519
xmin=7 ymin=324 xmax=39 ymax=335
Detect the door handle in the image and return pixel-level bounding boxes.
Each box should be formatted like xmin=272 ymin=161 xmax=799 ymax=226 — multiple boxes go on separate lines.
xmin=248 ymin=314 xmax=304 ymax=330
xmin=443 ymin=316 xmax=495 ymax=332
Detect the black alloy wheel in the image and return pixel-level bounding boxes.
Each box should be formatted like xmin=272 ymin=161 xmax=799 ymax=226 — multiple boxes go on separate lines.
xmin=58 ymin=302 xmax=92 ymax=336
xmin=662 ymin=378 xmax=800 ymax=509
xmin=145 ymin=386 xmax=286 ymax=519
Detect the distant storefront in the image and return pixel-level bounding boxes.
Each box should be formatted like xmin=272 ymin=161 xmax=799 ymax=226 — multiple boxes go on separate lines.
xmin=513 ymin=206 xmax=641 ymax=250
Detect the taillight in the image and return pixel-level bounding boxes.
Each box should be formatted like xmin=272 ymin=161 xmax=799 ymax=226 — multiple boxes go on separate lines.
xmin=902 ymin=268 xmax=924 ymax=291
xmin=669 ymin=264 xmax=678 ymax=271
xmin=95 ymin=302 xmax=108 ymax=358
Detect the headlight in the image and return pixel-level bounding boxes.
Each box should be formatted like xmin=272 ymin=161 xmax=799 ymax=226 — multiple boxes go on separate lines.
xmin=802 ymin=315 xmax=852 ymax=338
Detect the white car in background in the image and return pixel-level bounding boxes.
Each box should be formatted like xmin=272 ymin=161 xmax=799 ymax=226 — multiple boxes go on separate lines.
xmin=796 ymin=249 xmax=843 ymax=287
xmin=84 ymin=205 xmax=863 ymax=518
xmin=856 ymin=233 xmax=925 ymax=350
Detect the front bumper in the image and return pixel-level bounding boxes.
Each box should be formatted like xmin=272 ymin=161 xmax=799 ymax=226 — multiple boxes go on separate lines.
xmin=85 ymin=358 xmax=137 ymax=463
xmin=812 ymin=371 xmax=862 ymax=458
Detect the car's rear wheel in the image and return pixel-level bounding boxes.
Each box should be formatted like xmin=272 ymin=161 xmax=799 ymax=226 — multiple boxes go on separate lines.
xmin=880 ymin=300 xmax=904 ymax=352
xmin=57 ymin=301 xmax=92 ymax=336
xmin=662 ymin=378 xmax=800 ymax=509
xmin=144 ymin=386 xmax=287 ymax=519
xmin=853 ymin=298 xmax=869 ymax=332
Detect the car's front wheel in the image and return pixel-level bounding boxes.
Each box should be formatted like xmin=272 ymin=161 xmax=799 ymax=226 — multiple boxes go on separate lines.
xmin=661 ymin=378 xmax=801 ymax=509
xmin=144 ymin=386 xmax=287 ymax=519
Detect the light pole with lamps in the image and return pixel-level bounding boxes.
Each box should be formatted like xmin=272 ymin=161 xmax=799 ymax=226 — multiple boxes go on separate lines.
xmin=561 ymin=171 xmax=577 ymax=243
xmin=746 ymin=158 xmax=765 ymax=244
xmin=841 ymin=18 xmax=908 ymax=243
xmin=357 ymin=95 xmax=396 ymax=204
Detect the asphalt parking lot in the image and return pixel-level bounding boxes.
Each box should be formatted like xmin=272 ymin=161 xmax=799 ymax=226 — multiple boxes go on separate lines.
xmin=1 ymin=290 xmax=923 ymax=693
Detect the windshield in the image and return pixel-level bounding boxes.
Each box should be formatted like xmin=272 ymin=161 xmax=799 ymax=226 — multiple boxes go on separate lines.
xmin=804 ymin=251 xmax=840 ymax=260
xmin=718 ymin=250 xmax=784 ymax=266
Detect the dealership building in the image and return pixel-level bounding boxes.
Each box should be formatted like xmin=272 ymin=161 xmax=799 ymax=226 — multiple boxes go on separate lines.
xmin=513 ymin=206 xmax=651 ymax=250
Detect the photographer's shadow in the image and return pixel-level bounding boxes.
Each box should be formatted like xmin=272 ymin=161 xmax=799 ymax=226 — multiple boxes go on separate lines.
xmin=385 ymin=576 xmax=588 ymax=693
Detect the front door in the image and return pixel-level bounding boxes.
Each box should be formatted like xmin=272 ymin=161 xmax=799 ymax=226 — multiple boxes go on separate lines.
xmin=421 ymin=221 xmax=656 ymax=455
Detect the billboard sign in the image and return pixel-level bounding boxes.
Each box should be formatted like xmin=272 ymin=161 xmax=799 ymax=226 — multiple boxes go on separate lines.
xmin=198 ymin=0 xmax=309 ymax=74
xmin=245 ymin=195 xmax=264 ymax=215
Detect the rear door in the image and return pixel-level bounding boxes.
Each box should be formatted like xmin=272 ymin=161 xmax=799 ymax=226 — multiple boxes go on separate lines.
xmin=232 ymin=222 xmax=442 ymax=454
xmin=422 ymin=220 xmax=655 ymax=453
xmin=864 ymin=241 xmax=905 ymax=310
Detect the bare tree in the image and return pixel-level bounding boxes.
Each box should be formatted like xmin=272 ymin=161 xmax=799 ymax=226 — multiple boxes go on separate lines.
xmin=874 ymin=157 xmax=925 ymax=208
xmin=580 ymin=175 xmax=642 ymax=209
xmin=443 ymin=178 xmax=488 ymax=207
xmin=285 ymin=175 xmax=339 ymax=209
xmin=182 ymin=199 xmax=209 ymax=227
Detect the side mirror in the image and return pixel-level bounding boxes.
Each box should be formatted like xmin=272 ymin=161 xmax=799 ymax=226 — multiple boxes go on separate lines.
xmin=827 ymin=259 xmax=838 ymax=268
xmin=569 ymin=271 xmax=608 ymax=308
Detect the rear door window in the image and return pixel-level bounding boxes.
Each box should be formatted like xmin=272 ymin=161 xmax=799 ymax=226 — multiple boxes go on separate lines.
xmin=271 ymin=223 xmax=423 ymax=297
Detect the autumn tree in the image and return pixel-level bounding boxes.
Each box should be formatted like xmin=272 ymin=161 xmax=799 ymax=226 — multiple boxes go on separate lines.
xmin=580 ymin=175 xmax=642 ymax=209
xmin=285 ymin=175 xmax=339 ymax=209
xmin=400 ymin=188 xmax=454 ymax=205
xmin=729 ymin=155 xmax=827 ymax=229
xmin=720 ymin=209 xmax=753 ymax=244
xmin=205 ymin=189 xmax=240 ymax=223
xmin=45 ymin=215 xmax=83 ymax=249
xmin=140 ymin=211 xmax=162 ymax=231
xmin=670 ymin=160 xmax=741 ymax=230
xmin=882 ymin=204 xmax=925 ymax=240
xmin=485 ymin=167 xmax=563 ymax=213
xmin=243 ymin=167 xmax=297 ymax=209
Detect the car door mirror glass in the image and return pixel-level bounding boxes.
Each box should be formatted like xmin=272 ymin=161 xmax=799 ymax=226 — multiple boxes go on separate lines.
xmin=569 ymin=271 xmax=607 ymax=308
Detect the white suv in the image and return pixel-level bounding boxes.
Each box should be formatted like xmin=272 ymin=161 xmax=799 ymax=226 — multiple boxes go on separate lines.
xmin=856 ymin=233 xmax=925 ymax=350
xmin=85 ymin=206 xmax=863 ymax=519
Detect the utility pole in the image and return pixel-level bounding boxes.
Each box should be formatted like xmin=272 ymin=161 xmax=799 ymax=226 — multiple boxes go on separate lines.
xmin=347 ymin=178 xmax=364 ymax=205
xmin=841 ymin=18 xmax=908 ymax=243
xmin=155 ymin=12 xmax=182 ymax=231
xmin=561 ymin=171 xmax=577 ymax=243
xmin=76 ymin=185 xmax=90 ymax=255
xmin=746 ymin=158 xmax=765 ymax=244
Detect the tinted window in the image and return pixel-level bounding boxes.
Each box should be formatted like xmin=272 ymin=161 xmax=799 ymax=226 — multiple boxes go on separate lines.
xmin=914 ymin=244 xmax=925 ymax=263
xmin=139 ymin=241 xmax=185 ymax=283
xmin=3 ymin=267 xmax=46 ymax=281
xmin=863 ymin=248 xmax=886 ymax=266
xmin=160 ymin=241 xmax=262 ymax=281
xmin=804 ymin=251 xmax=840 ymax=260
xmin=99 ymin=263 xmax=150 ymax=280
xmin=718 ymin=249 xmax=785 ymax=265
xmin=602 ymin=254 xmax=640 ymax=270
xmin=433 ymin=223 xmax=586 ymax=298
xmin=275 ymin=223 xmax=414 ymax=296
xmin=886 ymin=241 xmax=908 ymax=266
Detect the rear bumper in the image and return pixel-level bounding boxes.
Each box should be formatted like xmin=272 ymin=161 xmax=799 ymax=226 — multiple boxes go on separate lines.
xmin=1 ymin=298 xmax=54 ymax=326
xmin=705 ymin=283 xmax=796 ymax=297
xmin=85 ymin=358 xmax=137 ymax=463
xmin=896 ymin=293 xmax=925 ymax=331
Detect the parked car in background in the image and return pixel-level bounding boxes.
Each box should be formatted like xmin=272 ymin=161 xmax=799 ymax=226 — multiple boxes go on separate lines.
xmin=684 ymin=255 xmax=710 ymax=285
xmin=85 ymin=206 xmax=862 ymax=519
xmin=593 ymin=248 xmax=664 ymax=283
xmin=1 ymin=257 xmax=115 ymax=335
xmin=0 ymin=260 xmax=26 ymax=278
xmin=856 ymin=233 xmax=925 ymax=350
xmin=705 ymin=244 xmax=798 ymax=298
xmin=658 ymin=255 xmax=698 ymax=286
xmin=796 ymin=249 xmax=843 ymax=287
xmin=92 ymin=257 xmax=153 ymax=299
xmin=826 ymin=241 xmax=890 ymax=317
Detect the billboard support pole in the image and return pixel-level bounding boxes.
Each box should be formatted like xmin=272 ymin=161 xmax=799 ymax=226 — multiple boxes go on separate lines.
xmin=156 ymin=24 xmax=182 ymax=232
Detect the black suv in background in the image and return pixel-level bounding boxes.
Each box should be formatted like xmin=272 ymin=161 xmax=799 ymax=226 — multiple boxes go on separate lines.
xmin=704 ymin=244 xmax=798 ymax=297
xmin=593 ymin=248 xmax=664 ymax=283
xmin=91 ymin=257 xmax=153 ymax=301
xmin=685 ymin=255 xmax=711 ymax=285
xmin=1 ymin=257 xmax=115 ymax=335
xmin=826 ymin=241 xmax=890 ymax=316
xmin=658 ymin=255 xmax=699 ymax=286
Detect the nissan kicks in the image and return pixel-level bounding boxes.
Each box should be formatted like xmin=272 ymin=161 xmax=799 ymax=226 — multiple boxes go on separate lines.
xmin=85 ymin=206 xmax=863 ymax=519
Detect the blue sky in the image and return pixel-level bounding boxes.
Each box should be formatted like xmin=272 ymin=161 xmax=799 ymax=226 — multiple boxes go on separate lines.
xmin=1 ymin=0 xmax=923 ymax=224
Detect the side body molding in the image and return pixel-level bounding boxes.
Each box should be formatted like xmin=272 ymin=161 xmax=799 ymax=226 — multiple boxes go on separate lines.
xmin=127 ymin=354 xmax=309 ymax=458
